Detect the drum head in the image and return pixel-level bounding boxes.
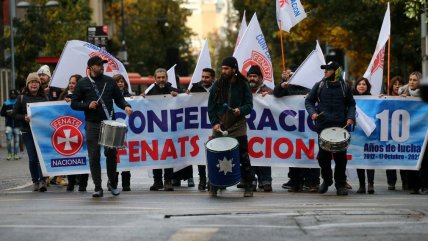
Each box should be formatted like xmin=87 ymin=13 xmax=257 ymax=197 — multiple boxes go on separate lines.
xmin=102 ymin=120 xmax=127 ymax=128
xmin=206 ymin=137 xmax=239 ymax=152
xmin=320 ymin=127 xmax=349 ymax=142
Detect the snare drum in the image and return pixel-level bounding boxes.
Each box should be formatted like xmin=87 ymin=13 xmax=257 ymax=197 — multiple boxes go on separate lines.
xmin=319 ymin=127 xmax=351 ymax=152
xmin=98 ymin=120 xmax=128 ymax=148
xmin=206 ymin=137 xmax=241 ymax=187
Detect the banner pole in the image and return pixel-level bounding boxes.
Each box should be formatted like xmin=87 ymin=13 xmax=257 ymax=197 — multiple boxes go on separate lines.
xmin=387 ymin=35 xmax=391 ymax=95
xmin=279 ymin=21 xmax=286 ymax=72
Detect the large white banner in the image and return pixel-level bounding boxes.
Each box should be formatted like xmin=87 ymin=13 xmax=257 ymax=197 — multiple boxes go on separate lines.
xmin=234 ymin=13 xmax=275 ymax=90
xmin=363 ymin=3 xmax=390 ymax=95
xmin=51 ymin=40 xmax=131 ymax=90
xmin=28 ymin=94 xmax=428 ymax=176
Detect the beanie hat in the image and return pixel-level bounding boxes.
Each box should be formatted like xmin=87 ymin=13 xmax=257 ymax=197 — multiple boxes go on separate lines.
xmin=26 ymin=72 xmax=41 ymax=86
xmin=247 ymin=65 xmax=263 ymax=78
xmin=221 ymin=56 xmax=238 ymax=69
xmin=37 ymin=65 xmax=51 ymax=77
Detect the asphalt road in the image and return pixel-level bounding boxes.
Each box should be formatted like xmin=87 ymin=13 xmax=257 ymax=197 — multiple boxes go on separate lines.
xmin=1 ymin=147 xmax=427 ymax=241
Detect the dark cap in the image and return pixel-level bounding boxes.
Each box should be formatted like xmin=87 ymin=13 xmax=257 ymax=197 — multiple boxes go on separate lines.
xmin=87 ymin=56 xmax=108 ymax=67
xmin=247 ymin=65 xmax=263 ymax=78
xmin=221 ymin=56 xmax=238 ymax=69
xmin=320 ymin=61 xmax=340 ymax=70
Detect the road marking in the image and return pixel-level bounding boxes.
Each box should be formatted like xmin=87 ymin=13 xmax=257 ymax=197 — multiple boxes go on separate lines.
xmin=168 ymin=228 xmax=218 ymax=241
xmin=1 ymin=182 xmax=32 ymax=191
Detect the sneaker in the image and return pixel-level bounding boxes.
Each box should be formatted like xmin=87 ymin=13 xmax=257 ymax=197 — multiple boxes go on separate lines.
xmin=318 ymin=180 xmax=333 ymax=194
xmin=107 ymin=182 xmax=120 ymax=196
xmin=282 ymin=180 xmax=292 ymax=189
xmin=150 ymin=181 xmax=164 ymax=191
xmin=122 ymin=186 xmax=131 ymax=192
xmin=336 ymin=187 xmax=349 ymax=196
xmin=356 ymin=185 xmax=366 ymax=194
xmin=6 ymin=153 xmax=12 ymax=160
xmin=14 ymin=154 xmax=19 ymax=160
xmin=288 ymin=185 xmax=301 ymax=193
xmin=92 ymin=189 xmax=104 ymax=197
xmin=244 ymin=186 xmax=254 ymax=197
xmin=39 ymin=181 xmax=47 ymax=192
xmin=33 ymin=182 xmax=39 ymax=191
xmin=263 ymin=183 xmax=273 ymax=192
xmin=345 ymin=182 xmax=352 ymax=189
xmin=309 ymin=184 xmax=319 ymax=193
xmin=367 ymin=183 xmax=375 ymax=194
xmin=171 ymin=179 xmax=181 ymax=187
xmin=164 ymin=180 xmax=174 ymax=191
xmin=388 ymin=184 xmax=396 ymax=190
xmin=187 ymin=178 xmax=195 ymax=187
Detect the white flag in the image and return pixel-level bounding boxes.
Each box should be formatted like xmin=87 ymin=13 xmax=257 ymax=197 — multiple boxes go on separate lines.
xmin=289 ymin=41 xmax=326 ymax=89
xmin=234 ymin=10 xmax=247 ymax=53
xmin=356 ymin=105 xmax=376 ymax=136
xmin=233 ymin=13 xmax=275 ymax=90
xmin=363 ymin=2 xmax=390 ymax=95
xmin=145 ymin=64 xmax=177 ymax=94
xmin=276 ymin=0 xmax=307 ymax=32
xmin=188 ymin=41 xmax=212 ymax=91
xmin=51 ymin=40 xmax=130 ymax=91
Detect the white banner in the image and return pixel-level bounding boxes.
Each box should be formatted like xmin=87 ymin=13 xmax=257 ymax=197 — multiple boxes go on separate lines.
xmin=188 ymin=41 xmax=212 ymax=91
xmin=51 ymin=40 xmax=131 ymax=90
xmin=363 ymin=2 xmax=390 ymax=95
xmin=276 ymin=0 xmax=307 ymax=32
xmin=234 ymin=10 xmax=247 ymax=53
xmin=289 ymin=41 xmax=326 ymax=89
xmin=234 ymin=13 xmax=275 ymax=90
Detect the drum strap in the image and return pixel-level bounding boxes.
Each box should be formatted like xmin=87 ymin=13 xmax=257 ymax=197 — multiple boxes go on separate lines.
xmin=89 ymin=77 xmax=111 ymax=120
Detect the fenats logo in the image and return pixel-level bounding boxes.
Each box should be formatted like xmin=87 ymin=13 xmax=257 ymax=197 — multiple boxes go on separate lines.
xmin=242 ymin=51 xmax=273 ymax=83
xmin=50 ymin=116 xmax=84 ymax=156
xmin=88 ymin=53 xmax=119 ymax=73
xmin=370 ymin=46 xmax=385 ymax=74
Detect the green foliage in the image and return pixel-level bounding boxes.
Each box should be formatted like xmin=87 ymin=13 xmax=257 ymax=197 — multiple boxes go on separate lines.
xmin=404 ymin=0 xmax=426 ymax=19
xmin=6 ymin=0 xmax=92 ymax=88
xmin=104 ymin=0 xmax=194 ymax=76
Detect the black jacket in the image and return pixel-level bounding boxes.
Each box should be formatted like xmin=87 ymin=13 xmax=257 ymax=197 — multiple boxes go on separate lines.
xmin=71 ymin=75 xmax=131 ymax=123
xmin=189 ymin=82 xmax=211 ymax=93
xmin=13 ymin=93 xmax=48 ymax=133
xmin=1 ymin=99 xmax=20 ymax=128
xmin=305 ymin=78 xmax=356 ymax=133
xmin=146 ymin=82 xmax=178 ymax=96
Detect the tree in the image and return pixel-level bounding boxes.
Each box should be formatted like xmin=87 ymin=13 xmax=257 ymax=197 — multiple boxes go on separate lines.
xmin=3 ymin=0 xmax=92 ymax=88
xmin=104 ymin=0 xmax=194 ymax=76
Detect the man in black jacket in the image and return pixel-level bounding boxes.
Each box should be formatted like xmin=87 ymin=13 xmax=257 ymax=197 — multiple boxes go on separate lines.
xmin=144 ymin=68 xmax=179 ymax=191
xmin=305 ymin=61 xmax=356 ymax=196
xmin=71 ymin=56 xmax=133 ymax=198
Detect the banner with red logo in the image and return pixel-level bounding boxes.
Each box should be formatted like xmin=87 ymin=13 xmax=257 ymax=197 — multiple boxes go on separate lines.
xmin=50 ymin=40 xmax=131 ymax=91
xmin=234 ymin=13 xmax=275 ymax=90
xmin=28 ymin=95 xmax=428 ymax=176
xmin=363 ymin=3 xmax=390 ymax=95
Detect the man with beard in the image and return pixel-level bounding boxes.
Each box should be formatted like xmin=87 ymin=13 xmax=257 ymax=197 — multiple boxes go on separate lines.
xmin=305 ymin=61 xmax=356 ymax=196
xmin=37 ymin=65 xmax=62 ymax=101
xmin=71 ymin=56 xmax=133 ymax=198
xmin=245 ymin=65 xmax=273 ymax=192
xmin=208 ymin=56 xmax=254 ymax=197
xmin=144 ymin=68 xmax=179 ymax=191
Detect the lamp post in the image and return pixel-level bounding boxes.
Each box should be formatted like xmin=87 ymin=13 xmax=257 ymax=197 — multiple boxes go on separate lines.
xmin=10 ymin=0 xmax=16 ymax=89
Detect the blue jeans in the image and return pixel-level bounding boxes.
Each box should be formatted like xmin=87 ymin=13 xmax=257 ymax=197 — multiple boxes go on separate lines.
xmin=22 ymin=132 xmax=44 ymax=183
xmin=5 ymin=126 xmax=20 ymax=155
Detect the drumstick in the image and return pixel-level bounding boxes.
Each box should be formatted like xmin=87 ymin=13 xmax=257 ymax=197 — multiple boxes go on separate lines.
xmin=217 ymin=129 xmax=228 ymax=136
xmin=343 ymin=123 xmax=349 ymax=129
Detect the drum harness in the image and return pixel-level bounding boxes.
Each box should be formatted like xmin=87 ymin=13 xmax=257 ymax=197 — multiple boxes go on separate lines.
xmin=88 ymin=75 xmax=111 ymax=121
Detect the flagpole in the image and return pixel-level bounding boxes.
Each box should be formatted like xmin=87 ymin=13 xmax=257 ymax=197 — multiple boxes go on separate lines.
xmin=387 ymin=35 xmax=391 ymax=95
xmin=279 ymin=21 xmax=286 ymax=72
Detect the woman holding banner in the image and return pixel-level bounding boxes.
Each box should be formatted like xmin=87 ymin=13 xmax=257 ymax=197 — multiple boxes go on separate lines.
xmin=13 ymin=73 xmax=49 ymax=192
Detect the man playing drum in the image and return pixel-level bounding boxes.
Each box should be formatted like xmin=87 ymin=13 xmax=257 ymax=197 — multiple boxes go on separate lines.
xmin=208 ymin=56 xmax=254 ymax=197
xmin=71 ymin=56 xmax=133 ymax=198
xmin=305 ymin=61 xmax=356 ymax=196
